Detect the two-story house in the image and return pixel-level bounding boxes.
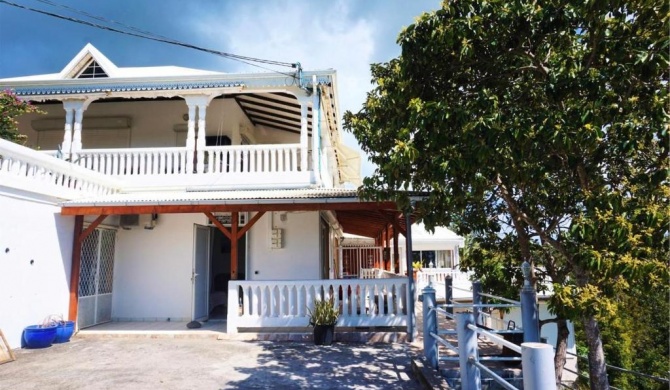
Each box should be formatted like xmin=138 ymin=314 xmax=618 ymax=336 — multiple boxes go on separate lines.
xmin=0 ymin=44 xmax=418 ymax=348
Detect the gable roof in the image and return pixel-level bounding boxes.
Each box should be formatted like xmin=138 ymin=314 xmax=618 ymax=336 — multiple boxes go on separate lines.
xmin=59 ymin=43 xmax=118 ymax=79
xmin=1 ymin=43 xmax=225 ymax=82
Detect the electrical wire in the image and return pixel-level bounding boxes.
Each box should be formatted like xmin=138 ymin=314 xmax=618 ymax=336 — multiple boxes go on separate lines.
xmin=0 ymin=0 xmax=300 ymax=78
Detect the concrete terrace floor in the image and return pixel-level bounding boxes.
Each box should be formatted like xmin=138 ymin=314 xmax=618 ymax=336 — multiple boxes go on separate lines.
xmin=0 ymin=337 xmax=422 ymax=390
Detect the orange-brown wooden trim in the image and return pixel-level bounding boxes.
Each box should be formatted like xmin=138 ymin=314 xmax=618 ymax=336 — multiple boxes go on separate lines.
xmin=230 ymin=212 xmax=239 ymax=280
xmin=237 ymin=211 xmax=265 ymax=238
xmin=61 ymin=201 xmax=400 ymax=216
xmin=79 ymin=215 xmax=108 ymax=241
xmin=68 ymin=215 xmax=84 ymax=322
xmin=204 ymin=211 xmax=232 ymax=239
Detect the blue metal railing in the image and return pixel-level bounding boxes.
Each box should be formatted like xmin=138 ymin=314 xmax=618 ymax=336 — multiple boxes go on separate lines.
xmin=422 ymin=279 xmax=556 ymax=390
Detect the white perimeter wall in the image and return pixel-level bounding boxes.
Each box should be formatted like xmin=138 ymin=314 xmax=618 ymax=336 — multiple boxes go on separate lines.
xmin=112 ymin=213 xmax=203 ymax=321
xmin=0 ymin=188 xmax=74 ymax=349
xmin=248 ymin=211 xmax=320 ymax=281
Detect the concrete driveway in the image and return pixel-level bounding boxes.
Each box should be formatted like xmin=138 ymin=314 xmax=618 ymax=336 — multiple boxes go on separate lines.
xmin=0 ymin=338 xmax=422 ymax=389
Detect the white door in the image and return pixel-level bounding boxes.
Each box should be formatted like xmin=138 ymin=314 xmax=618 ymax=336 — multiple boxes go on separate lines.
xmin=192 ymin=225 xmax=210 ymax=321
xmin=78 ymin=228 xmax=116 ymax=329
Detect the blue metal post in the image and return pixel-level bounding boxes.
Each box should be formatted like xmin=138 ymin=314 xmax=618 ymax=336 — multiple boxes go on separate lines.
xmin=445 ymin=275 xmax=453 ymax=315
xmin=522 ymin=342 xmax=557 ymax=389
xmin=472 ymin=280 xmax=481 ymax=326
xmin=422 ymin=285 xmax=438 ymax=369
xmin=456 ymin=312 xmax=480 ymax=390
xmin=520 ymin=288 xmax=540 ymax=342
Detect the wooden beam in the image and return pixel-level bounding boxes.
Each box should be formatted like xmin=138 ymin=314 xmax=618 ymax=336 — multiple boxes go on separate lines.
xmin=204 ymin=211 xmax=232 ymax=239
xmin=61 ymin=201 xmax=400 ymax=216
xmin=378 ymin=210 xmax=406 ymax=237
xmin=231 ymin=212 xmax=239 ymax=280
xmin=68 ymin=215 xmax=84 ymax=322
xmin=79 ymin=215 xmax=108 ymax=241
xmin=237 ymin=211 xmax=265 ymax=238
xmin=393 ymin=218 xmax=400 ymax=273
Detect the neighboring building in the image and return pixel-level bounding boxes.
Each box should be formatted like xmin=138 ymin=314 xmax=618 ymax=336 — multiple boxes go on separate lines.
xmin=0 ymin=44 xmax=415 ymax=348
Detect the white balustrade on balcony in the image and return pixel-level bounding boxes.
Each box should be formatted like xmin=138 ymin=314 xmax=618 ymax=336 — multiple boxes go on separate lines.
xmin=203 ymin=144 xmax=302 ymax=174
xmin=73 ymin=147 xmax=189 ymax=176
xmin=226 ymin=278 xmax=409 ymax=333
xmin=0 ymin=139 xmax=120 ymax=198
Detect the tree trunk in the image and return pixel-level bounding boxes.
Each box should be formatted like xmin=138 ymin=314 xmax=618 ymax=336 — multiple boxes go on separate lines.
xmin=554 ymin=318 xmax=570 ymax=385
xmin=582 ymin=314 xmax=610 ymax=390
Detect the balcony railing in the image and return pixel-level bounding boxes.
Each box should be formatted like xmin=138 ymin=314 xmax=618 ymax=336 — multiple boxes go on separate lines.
xmin=38 ymin=143 xmax=312 ymax=191
xmin=0 ymin=139 xmax=120 ymax=199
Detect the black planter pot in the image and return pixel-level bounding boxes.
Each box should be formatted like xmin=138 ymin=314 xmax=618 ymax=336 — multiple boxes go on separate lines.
xmin=313 ymin=325 xmax=335 ymax=346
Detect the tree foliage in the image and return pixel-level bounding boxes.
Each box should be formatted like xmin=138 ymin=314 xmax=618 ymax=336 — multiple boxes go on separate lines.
xmin=0 ymin=90 xmax=39 ymax=144
xmin=344 ymin=1 xmax=668 ymax=388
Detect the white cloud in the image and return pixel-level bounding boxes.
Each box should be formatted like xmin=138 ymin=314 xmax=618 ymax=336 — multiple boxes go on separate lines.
xmin=196 ymin=0 xmax=377 ymax=178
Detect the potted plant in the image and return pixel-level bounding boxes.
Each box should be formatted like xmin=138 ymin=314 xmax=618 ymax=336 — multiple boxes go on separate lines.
xmin=22 ymin=316 xmax=58 ymax=349
xmin=308 ymin=297 xmax=339 ymax=346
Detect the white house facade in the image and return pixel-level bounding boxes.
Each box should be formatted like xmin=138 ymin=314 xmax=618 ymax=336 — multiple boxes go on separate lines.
xmin=0 ymin=44 xmax=419 ymax=348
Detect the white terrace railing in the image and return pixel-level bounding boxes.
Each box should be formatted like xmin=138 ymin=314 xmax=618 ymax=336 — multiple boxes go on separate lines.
xmin=0 ymin=139 xmax=121 ymax=198
xmin=40 ymin=144 xmax=311 ymax=191
xmin=74 ymin=147 xmax=188 ymax=176
xmin=226 ymin=279 xmax=409 ymax=333
xmin=204 ymin=144 xmax=303 ymax=174
xmin=360 ymin=268 xmax=403 ymax=279
xmin=416 ymin=268 xmax=474 ymax=300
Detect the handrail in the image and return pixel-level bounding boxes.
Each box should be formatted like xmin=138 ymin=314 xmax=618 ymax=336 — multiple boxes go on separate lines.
xmin=467 ymin=323 xmax=522 ymax=354
xmin=477 ymin=292 xmax=520 ymax=304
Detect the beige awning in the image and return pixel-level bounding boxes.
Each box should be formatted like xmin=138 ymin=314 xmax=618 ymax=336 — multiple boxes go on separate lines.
xmin=335 ymin=143 xmax=362 ymax=186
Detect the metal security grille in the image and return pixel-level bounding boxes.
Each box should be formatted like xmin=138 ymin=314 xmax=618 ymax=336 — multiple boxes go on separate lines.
xmin=78 ymin=227 xmax=116 ymax=328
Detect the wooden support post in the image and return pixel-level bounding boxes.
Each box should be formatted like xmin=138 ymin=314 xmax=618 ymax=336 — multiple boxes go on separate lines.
xmin=68 ymin=215 xmax=107 ymax=322
xmin=68 ymin=215 xmax=84 ymax=322
xmin=231 ymin=211 xmax=239 ymax=280
xmin=393 ymin=217 xmax=400 ymax=274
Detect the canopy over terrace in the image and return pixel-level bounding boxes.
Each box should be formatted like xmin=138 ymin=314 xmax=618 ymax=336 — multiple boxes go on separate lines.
xmin=60 ymin=188 xmax=421 ymax=323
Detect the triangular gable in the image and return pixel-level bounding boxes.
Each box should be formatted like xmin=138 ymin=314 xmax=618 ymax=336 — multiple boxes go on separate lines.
xmin=58 ymin=43 xmax=118 ymax=79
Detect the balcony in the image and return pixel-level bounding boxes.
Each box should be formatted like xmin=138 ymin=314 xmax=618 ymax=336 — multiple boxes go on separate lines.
xmin=45 ymin=143 xmax=312 ymax=191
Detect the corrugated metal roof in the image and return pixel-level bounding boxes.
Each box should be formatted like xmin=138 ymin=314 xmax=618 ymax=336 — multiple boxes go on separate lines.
xmin=61 ymin=188 xmax=363 ymax=207
xmin=11 ymin=81 xmax=244 ymax=96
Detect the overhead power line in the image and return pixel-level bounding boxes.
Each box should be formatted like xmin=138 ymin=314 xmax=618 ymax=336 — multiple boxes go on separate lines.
xmin=0 ymin=0 xmax=300 ymax=78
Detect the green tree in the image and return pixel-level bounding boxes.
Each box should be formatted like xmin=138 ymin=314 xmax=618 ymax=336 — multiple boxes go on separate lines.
xmin=0 ymin=90 xmax=39 ymax=144
xmin=344 ymin=1 xmax=669 ymax=388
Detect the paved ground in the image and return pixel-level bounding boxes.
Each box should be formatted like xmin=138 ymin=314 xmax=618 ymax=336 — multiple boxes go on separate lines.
xmin=0 ymin=338 xmax=422 ymax=390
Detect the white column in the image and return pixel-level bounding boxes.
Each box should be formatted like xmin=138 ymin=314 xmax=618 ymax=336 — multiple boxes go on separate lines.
xmin=311 ymin=76 xmax=321 ymax=185
xmin=299 ymin=99 xmax=309 ymax=171
xmin=196 ymin=104 xmax=207 ymax=173
xmin=63 ymin=100 xmax=90 ymax=161
xmin=61 ymin=106 xmax=74 ymax=160
xmin=185 ymin=103 xmax=196 ymax=173
xmin=71 ymin=107 xmax=84 ymax=154
xmin=184 ymin=95 xmax=212 ymax=174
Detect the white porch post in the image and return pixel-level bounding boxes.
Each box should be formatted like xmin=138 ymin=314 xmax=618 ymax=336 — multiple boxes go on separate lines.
xmin=196 ymin=104 xmax=207 ymax=173
xmin=62 ymin=100 xmax=91 ymax=161
xmin=298 ymin=97 xmax=309 ymax=172
xmin=184 ymin=95 xmax=212 ymax=174
xmin=311 ymin=75 xmax=321 ymax=185
xmin=61 ymin=106 xmax=74 ymax=160
xmin=185 ymin=103 xmax=196 ymax=173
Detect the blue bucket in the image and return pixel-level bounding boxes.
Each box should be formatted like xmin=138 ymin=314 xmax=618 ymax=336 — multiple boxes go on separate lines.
xmin=54 ymin=321 xmax=75 ymax=343
xmin=23 ymin=325 xmax=58 ymax=348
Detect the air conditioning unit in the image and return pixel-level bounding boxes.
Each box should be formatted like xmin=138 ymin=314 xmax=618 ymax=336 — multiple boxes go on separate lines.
xmin=120 ymin=214 xmax=140 ymax=228
xmin=120 ymin=214 xmax=158 ymax=230
xmin=206 ymin=212 xmax=248 ymax=227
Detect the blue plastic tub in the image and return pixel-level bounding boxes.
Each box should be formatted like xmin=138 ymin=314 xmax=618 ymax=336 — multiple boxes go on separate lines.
xmin=54 ymin=321 xmax=75 ymax=343
xmin=23 ymin=325 xmax=57 ymax=348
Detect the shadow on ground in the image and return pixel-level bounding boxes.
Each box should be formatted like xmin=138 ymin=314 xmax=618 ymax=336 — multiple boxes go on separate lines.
xmin=225 ymin=341 xmax=420 ymax=389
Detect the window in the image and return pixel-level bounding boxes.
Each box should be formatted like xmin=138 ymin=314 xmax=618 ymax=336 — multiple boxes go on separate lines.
xmin=412 ymin=250 xmax=454 ymax=268
xmin=77 ymin=60 xmax=108 ymax=79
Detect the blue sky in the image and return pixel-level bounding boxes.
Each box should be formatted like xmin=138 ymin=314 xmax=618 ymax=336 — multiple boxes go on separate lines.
xmin=0 ymin=0 xmax=442 ymax=178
